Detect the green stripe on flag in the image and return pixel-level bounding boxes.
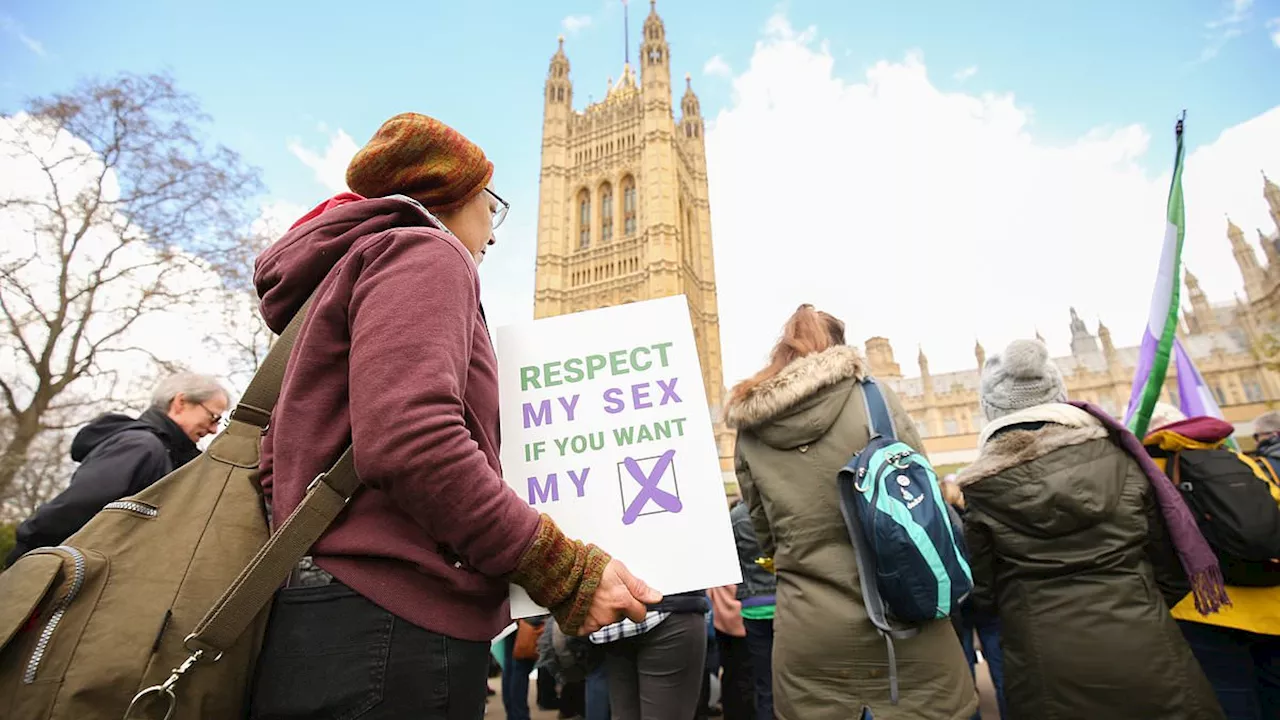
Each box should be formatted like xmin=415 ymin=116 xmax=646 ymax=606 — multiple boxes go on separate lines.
xmin=1128 ymin=117 xmax=1186 ymax=439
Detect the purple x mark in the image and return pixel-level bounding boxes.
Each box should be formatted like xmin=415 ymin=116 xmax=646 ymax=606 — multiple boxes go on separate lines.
xmin=620 ymin=450 xmax=683 ymax=525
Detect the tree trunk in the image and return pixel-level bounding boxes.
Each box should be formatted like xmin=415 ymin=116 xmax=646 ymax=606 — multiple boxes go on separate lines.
xmin=0 ymin=411 xmax=41 ymax=503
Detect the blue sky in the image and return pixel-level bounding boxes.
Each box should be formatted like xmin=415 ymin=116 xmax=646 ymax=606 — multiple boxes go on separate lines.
xmin=3 ymin=0 xmax=1279 ymax=379
xmin=3 ymin=0 xmax=1276 ymax=217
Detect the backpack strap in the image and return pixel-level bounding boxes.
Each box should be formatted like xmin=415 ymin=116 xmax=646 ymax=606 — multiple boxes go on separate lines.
xmin=183 ymin=297 xmax=360 ymax=656
xmin=859 ymin=378 xmax=898 ymax=441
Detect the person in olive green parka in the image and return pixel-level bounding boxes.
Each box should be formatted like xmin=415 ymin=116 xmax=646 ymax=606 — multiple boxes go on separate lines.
xmin=957 ymin=339 xmax=1223 ymax=720
xmin=725 ymin=305 xmax=977 ymax=720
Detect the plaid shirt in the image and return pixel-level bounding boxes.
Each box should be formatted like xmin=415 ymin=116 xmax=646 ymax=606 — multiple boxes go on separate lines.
xmin=588 ymin=611 xmax=670 ymax=644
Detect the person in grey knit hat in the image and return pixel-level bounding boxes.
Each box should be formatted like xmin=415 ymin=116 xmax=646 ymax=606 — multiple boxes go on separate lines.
xmin=980 ymin=339 xmax=1067 ymax=422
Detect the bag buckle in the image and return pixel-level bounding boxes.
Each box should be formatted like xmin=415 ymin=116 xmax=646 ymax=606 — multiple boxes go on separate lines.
xmin=123 ymin=635 xmax=222 ymax=719
xmin=307 ymin=473 xmax=352 ymax=505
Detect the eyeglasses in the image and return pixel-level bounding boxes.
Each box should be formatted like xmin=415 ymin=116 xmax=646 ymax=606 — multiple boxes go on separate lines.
xmin=198 ymin=403 xmax=224 ymax=427
xmin=485 ymin=188 xmax=509 ymax=230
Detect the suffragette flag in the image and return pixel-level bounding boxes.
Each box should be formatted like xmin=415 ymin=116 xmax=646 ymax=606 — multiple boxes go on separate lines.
xmin=1124 ymin=113 xmax=1229 ymax=438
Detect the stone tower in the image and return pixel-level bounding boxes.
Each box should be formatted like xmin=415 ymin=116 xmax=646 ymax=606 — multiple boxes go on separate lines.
xmin=1228 ymin=217 xmax=1266 ymax=301
xmin=532 ymin=1 xmax=733 ymax=469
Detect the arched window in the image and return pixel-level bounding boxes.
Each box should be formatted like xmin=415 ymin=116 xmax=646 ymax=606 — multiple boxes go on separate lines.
xmin=578 ymin=190 xmax=591 ymax=249
xmin=600 ymin=183 xmax=614 ymax=243
xmin=622 ymin=176 xmax=637 ymax=236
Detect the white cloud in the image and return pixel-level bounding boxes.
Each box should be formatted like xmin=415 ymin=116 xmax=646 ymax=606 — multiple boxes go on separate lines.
xmin=562 ymin=15 xmax=592 ymax=35
xmin=1198 ymin=0 xmax=1253 ymax=62
xmin=704 ymin=55 xmax=732 ymax=78
xmin=0 ymin=113 xmax=249 ymax=414
xmin=287 ymin=128 xmax=360 ymax=194
xmin=954 ymin=65 xmax=978 ymax=81
xmin=1 ymin=16 xmax=46 ymax=57
xmin=703 ymin=14 xmax=1280 ymax=386
xmin=1268 ymin=17 xmax=1280 ymax=48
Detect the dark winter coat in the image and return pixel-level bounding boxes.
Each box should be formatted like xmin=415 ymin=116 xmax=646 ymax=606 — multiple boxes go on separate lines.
xmin=726 ymin=345 xmax=977 ymax=720
xmin=957 ymin=404 xmax=1223 ymax=720
xmin=6 ymin=408 xmax=198 ymax=566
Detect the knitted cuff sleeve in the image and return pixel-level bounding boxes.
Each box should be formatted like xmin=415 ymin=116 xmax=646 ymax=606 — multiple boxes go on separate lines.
xmin=509 ymin=514 xmax=612 ymax=634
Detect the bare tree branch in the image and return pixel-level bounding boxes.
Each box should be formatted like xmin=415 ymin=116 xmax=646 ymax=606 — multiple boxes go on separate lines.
xmin=0 ymin=71 xmax=264 ymax=500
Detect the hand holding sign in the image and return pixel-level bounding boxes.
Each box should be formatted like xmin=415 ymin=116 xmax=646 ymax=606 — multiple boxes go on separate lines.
xmin=497 ymin=296 xmax=741 ymax=618
xmin=579 ymin=559 xmax=663 ymax=634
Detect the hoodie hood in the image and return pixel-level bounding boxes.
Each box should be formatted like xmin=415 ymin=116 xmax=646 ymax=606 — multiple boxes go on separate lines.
xmin=70 ymin=413 xmax=148 ymax=462
xmin=70 ymin=407 xmax=196 ymax=466
xmin=254 ymin=195 xmax=443 ymax=332
xmin=724 ymin=345 xmax=867 ymax=449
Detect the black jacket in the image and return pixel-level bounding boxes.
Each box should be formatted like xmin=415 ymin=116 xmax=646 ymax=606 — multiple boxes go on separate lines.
xmin=6 ymin=408 xmax=199 ymax=566
xmin=730 ymin=500 xmax=776 ymax=606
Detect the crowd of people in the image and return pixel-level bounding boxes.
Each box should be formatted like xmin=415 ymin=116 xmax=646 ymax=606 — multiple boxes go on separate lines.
xmin=4 ymin=112 xmax=1278 ymax=720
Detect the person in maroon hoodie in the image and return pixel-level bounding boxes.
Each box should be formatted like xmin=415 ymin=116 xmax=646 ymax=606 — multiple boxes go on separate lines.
xmin=247 ymin=113 xmax=660 ymax=720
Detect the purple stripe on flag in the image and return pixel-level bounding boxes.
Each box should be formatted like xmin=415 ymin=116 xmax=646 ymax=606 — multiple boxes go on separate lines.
xmin=1174 ymin=338 xmax=1225 ymax=421
xmin=1124 ymin=329 xmax=1160 ymax=425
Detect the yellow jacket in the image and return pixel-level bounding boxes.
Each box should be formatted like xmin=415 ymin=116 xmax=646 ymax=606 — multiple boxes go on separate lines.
xmin=1146 ymin=430 xmax=1280 ymax=636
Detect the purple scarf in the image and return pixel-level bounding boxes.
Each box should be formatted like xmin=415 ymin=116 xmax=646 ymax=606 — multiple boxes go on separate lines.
xmin=1069 ymin=401 xmax=1229 ymax=614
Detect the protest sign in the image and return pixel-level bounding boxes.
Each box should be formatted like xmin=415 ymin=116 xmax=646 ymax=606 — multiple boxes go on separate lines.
xmin=496 ymin=295 xmax=741 ymax=618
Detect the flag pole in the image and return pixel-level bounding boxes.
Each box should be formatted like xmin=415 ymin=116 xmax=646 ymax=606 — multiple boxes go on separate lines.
xmin=1126 ymin=112 xmax=1188 ymax=438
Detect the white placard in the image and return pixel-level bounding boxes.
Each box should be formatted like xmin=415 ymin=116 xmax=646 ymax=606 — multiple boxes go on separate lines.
xmin=496 ymin=295 xmax=741 ymax=618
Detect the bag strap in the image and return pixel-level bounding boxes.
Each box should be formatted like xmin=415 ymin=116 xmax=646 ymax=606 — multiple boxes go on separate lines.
xmin=859 ymin=378 xmax=897 ymax=441
xmin=187 ymin=297 xmax=361 ymax=655
xmin=227 ymin=298 xmax=312 ymax=430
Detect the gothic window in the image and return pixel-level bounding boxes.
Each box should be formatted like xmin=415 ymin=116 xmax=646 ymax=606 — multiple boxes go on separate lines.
xmin=1244 ymin=373 xmax=1265 ymax=402
xmin=600 ymin=183 xmax=614 ymax=243
xmin=1213 ymin=385 xmax=1226 ymax=406
xmin=557 ymin=87 xmax=564 ymax=102
xmin=578 ymin=190 xmax=591 ymax=249
xmin=1168 ymin=388 xmax=1180 ymax=409
xmin=944 ymin=417 xmax=959 ymax=436
xmin=914 ymin=416 xmax=931 ymax=438
xmin=622 ymin=176 xmax=637 ymax=236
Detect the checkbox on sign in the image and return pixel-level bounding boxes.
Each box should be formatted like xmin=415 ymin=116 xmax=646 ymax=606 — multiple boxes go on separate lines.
xmin=617 ymin=449 xmax=683 ymax=525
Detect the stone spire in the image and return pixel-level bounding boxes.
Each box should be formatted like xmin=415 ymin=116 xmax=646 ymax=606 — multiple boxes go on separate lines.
xmin=1265 ymin=170 xmax=1280 ymax=231
xmin=975 ymin=339 xmax=986 ymax=370
xmin=918 ymin=346 xmax=933 ymax=398
xmin=544 ymin=36 xmax=573 ymax=111
xmin=680 ymin=72 xmax=703 ymax=140
xmin=1260 ymin=228 xmax=1280 ymax=277
xmin=1184 ymin=267 xmax=1218 ymax=333
xmin=864 ymin=337 xmax=902 ymax=379
xmin=1229 ymin=216 xmax=1266 ymax=301
xmin=640 ymin=0 xmax=670 ymax=97
xmin=1098 ymin=320 xmax=1116 ymax=364
xmin=1069 ymin=306 xmax=1099 ymax=356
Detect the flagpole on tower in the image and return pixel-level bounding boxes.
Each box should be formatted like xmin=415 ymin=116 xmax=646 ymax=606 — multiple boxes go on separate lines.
xmin=623 ymin=0 xmax=630 ymax=66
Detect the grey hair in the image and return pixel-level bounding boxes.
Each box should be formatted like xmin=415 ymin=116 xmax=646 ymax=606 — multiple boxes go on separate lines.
xmin=1255 ymin=411 xmax=1280 ymax=436
xmin=150 ymin=372 xmax=231 ymax=412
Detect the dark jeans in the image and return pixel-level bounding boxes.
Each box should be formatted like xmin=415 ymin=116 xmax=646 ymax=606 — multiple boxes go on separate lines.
xmin=1179 ymin=620 xmax=1280 ymax=720
xmin=502 ymin=633 xmax=536 ymax=720
xmin=586 ymin=662 xmax=611 ymax=720
xmin=605 ymin=612 xmax=708 ymax=720
xmin=537 ymin=668 xmax=559 ymax=710
xmin=717 ymin=633 xmax=756 ymax=720
xmin=953 ymin=612 xmax=1007 ymax=720
xmin=559 ymin=678 xmax=585 ymax=718
xmin=743 ymin=619 xmax=774 ymax=720
xmin=250 ymin=582 xmax=490 ymax=720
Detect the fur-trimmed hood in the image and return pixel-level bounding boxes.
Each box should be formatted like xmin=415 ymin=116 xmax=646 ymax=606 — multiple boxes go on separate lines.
xmin=957 ymin=406 xmax=1127 ymax=538
xmin=725 ymin=345 xmax=867 ymax=431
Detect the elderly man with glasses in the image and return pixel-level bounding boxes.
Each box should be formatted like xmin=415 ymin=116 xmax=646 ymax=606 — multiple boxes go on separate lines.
xmin=5 ymin=372 xmax=229 ymax=567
